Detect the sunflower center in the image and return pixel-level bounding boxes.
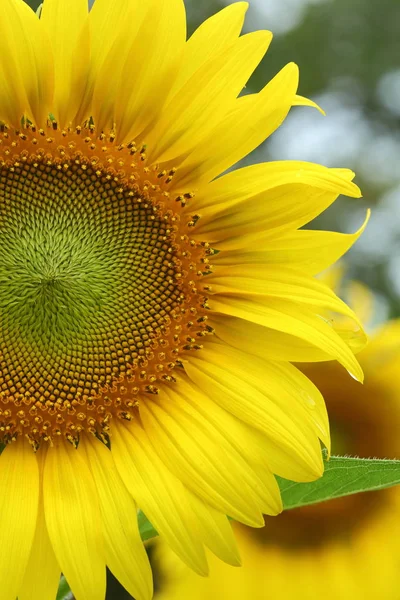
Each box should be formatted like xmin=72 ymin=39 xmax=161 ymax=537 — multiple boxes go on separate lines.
xmin=0 ymin=124 xmax=211 ymax=448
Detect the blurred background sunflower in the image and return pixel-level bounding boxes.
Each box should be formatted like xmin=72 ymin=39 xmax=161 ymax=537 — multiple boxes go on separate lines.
xmin=23 ymin=0 xmax=400 ymax=598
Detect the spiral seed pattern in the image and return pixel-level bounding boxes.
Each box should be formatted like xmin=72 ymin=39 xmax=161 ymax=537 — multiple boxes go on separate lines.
xmin=0 ymin=124 xmax=211 ymax=448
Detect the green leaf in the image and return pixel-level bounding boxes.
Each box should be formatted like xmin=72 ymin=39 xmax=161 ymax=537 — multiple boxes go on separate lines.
xmin=279 ymin=455 xmax=400 ymax=510
xmin=56 ymin=576 xmax=73 ymax=600
xmin=138 ymin=509 xmax=159 ymax=542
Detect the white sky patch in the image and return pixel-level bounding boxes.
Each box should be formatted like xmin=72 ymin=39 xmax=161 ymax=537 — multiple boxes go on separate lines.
xmin=221 ymin=0 xmax=330 ymax=35
xmin=377 ymin=69 xmax=400 ymax=118
xmin=264 ymin=90 xmax=372 ymax=166
xmin=261 ymin=87 xmax=400 ymax=187
xmin=357 ymin=134 xmax=400 ymax=187
xmin=386 ymin=255 xmax=400 ymax=299
xmin=349 ymin=186 xmax=400 ymax=262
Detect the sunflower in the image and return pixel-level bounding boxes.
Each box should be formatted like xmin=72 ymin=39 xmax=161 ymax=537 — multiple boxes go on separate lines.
xmin=0 ymin=1 xmax=365 ymax=599
xmin=154 ymin=284 xmax=400 ymax=600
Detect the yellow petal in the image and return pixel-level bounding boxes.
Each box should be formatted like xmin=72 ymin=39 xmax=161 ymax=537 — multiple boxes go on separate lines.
xmin=114 ymin=0 xmax=187 ymax=142
xmin=209 ymin=295 xmax=364 ymax=381
xmin=139 ymin=394 xmax=268 ymax=525
xmin=41 ymin=0 xmax=89 ymax=127
xmin=111 ymin=420 xmax=208 ymax=575
xmin=187 ymin=492 xmax=241 ymax=566
xmin=146 ymin=30 xmax=272 ymax=163
xmin=43 ymin=440 xmax=106 ymax=600
xmin=213 ymin=210 xmax=370 ymax=275
xmin=87 ymin=0 xmax=140 ymax=70
xmin=210 ymin=314 xmax=336 ymax=362
xmin=202 ymin=340 xmax=329 ymax=449
xmin=208 ymin=266 xmax=368 ymax=364
xmin=0 ymin=0 xmax=53 ymax=126
xmin=19 ymin=496 xmax=60 ymax=600
xmin=184 ymin=343 xmax=324 ymax=481
xmin=192 ymin=165 xmax=360 ymax=247
xmin=267 ymin=360 xmax=330 ymax=453
xmin=207 ymin=265 xmax=365 ymax=327
xmin=235 ymin=422 xmax=317 ymax=482
xmin=165 ymin=373 xmax=283 ymax=514
xmin=293 ymin=94 xmax=326 ymax=115
xmin=168 ymin=2 xmax=249 ymax=98
xmin=191 ymin=161 xmax=360 ymax=212
xmin=83 ymin=436 xmax=153 ymax=600
xmin=172 ymin=62 xmax=299 ymax=189
xmin=77 ymin=0 xmax=143 ymax=125
xmin=0 ymin=441 xmax=39 ymax=600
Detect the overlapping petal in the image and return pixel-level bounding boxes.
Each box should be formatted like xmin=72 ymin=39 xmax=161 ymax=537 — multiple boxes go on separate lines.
xmin=114 ymin=0 xmax=187 ymax=142
xmin=172 ymin=62 xmax=298 ymax=188
xmin=213 ymin=211 xmax=369 ymax=275
xmin=18 ymin=498 xmax=60 ymax=600
xmin=84 ymin=437 xmax=153 ymax=600
xmin=43 ymin=441 xmax=106 ymax=600
xmin=112 ymin=421 xmax=208 ymax=575
xmin=167 ymin=2 xmax=249 ymax=98
xmin=0 ymin=0 xmax=53 ymax=126
xmin=41 ymin=0 xmax=89 ymax=126
xmin=187 ymin=493 xmax=241 ymax=566
xmin=139 ymin=389 xmax=274 ymax=523
xmin=209 ymin=294 xmax=364 ymax=380
xmin=145 ymin=31 xmax=272 ymax=163
xmin=77 ymin=0 xmax=144 ymax=126
xmin=191 ymin=161 xmax=360 ymax=211
xmin=0 ymin=442 xmax=39 ymax=600
xmin=184 ymin=342 xmax=325 ymax=481
xmin=210 ymin=313 xmax=360 ymax=364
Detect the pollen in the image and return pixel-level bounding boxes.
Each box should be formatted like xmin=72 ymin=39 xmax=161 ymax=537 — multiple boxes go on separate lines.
xmin=0 ymin=123 xmax=212 ymax=448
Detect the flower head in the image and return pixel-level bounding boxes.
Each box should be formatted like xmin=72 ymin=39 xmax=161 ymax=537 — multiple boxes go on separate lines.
xmin=0 ymin=1 xmax=365 ymax=599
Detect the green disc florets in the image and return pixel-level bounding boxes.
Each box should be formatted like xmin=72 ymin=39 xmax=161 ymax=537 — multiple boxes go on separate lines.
xmin=0 ymin=124 xmax=210 ymax=447
xmin=0 ymin=160 xmax=180 ymax=403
